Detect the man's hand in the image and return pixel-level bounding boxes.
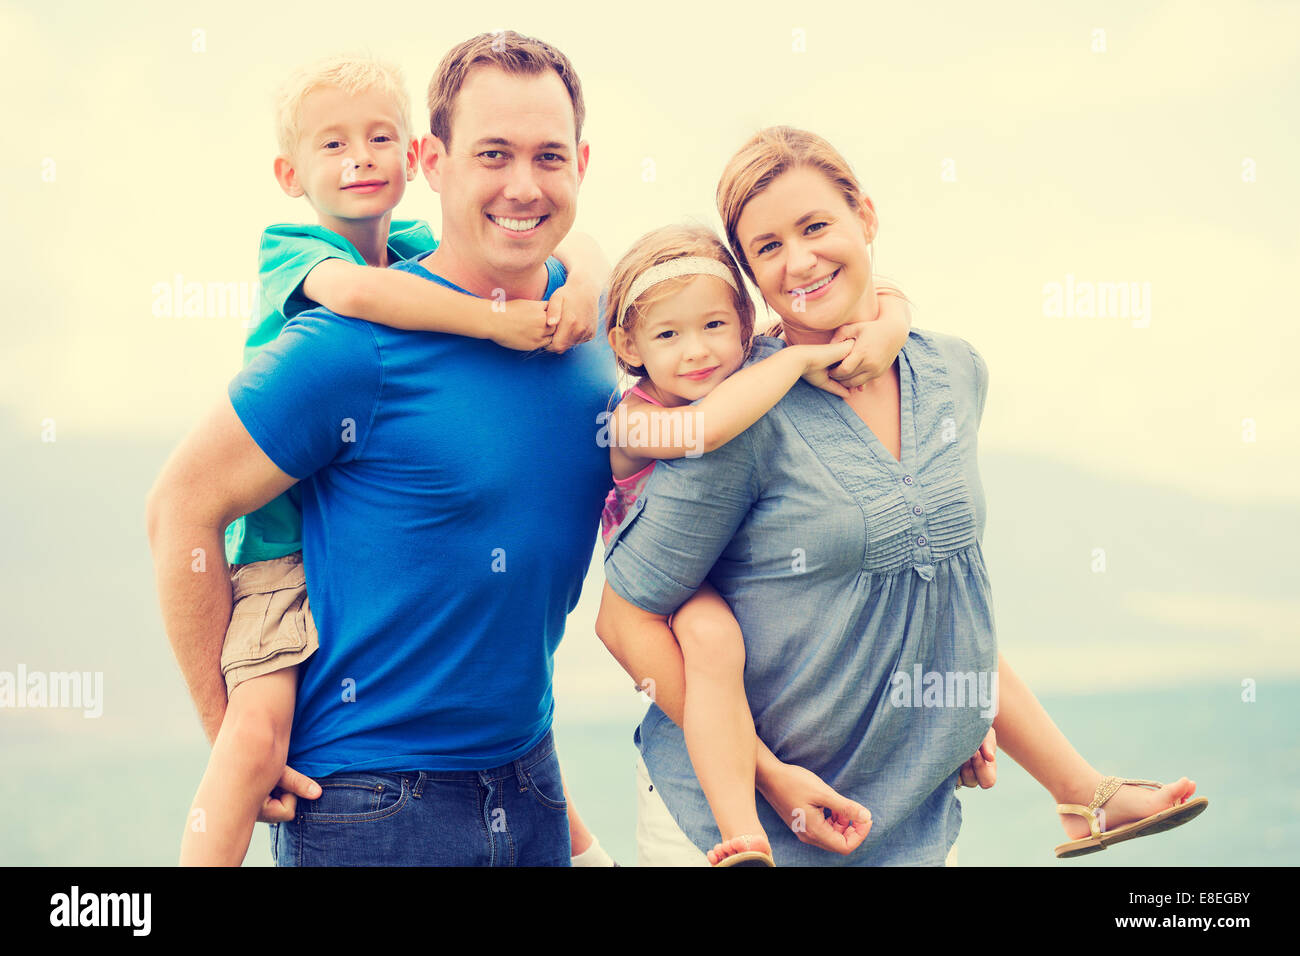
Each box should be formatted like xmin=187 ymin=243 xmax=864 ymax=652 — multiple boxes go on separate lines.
xmin=256 ymin=764 xmax=322 ymax=824
xmin=757 ymin=759 xmax=872 ymax=856
xmin=543 ymin=278 xmax=599 ymax=353
xmin=957 ymin=727 xmax=997 ymax=789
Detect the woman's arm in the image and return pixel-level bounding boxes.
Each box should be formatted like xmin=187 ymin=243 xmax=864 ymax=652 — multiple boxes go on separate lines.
xmin=611 ymin=340 xmax=853 ymax=469
xmin=595 ymin=581 xmax=871 ymax=855
xmin=599 ymin=440 xmax=870 ymax=855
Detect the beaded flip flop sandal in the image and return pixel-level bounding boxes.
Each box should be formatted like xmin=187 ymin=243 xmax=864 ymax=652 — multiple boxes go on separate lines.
xmin=1054 ymin=776 xmax=1209 ymax=859
xmin=712 ymin=833 xmax=776 ymax=867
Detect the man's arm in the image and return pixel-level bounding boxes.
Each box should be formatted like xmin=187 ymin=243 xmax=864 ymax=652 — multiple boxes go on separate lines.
xmin=145 ymin=395 xmax=299 ymax=743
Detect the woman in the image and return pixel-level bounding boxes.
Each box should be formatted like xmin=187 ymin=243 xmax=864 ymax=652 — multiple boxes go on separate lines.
xmin=597 ymin=127 xmax=998 ymax=866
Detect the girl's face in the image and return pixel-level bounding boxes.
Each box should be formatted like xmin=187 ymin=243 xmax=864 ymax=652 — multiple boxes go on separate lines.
xmin=735 ymin=166 xmax=878 ymax=340
xmin=618 ymin=275 xmax=747 ymax=407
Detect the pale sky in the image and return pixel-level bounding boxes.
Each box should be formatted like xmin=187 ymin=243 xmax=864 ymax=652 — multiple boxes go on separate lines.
xmin=3 ymin=0 xmax=1297 ymax=510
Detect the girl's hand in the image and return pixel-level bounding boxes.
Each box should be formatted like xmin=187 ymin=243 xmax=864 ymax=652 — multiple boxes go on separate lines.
xmin=543 ymin=278 xmax=600 ymax=353
xmin=829 ymin=289 xmax=912 ymax=390
xmin=757 ymin=759 xmax=872 ymax=856
xmin=794 ymin=340 xmax=855 ymax=399
xmin=490 ymin=299 xmax=555 ymax=352
xmin=827 ymin=321 xmax=897 ymax=390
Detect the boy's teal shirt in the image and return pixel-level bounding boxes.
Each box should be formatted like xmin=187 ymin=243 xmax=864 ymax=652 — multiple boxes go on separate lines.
xmin=224 ymin=219 xmax=437 ymax=565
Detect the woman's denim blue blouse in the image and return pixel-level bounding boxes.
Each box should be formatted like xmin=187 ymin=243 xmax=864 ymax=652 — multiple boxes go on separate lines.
xmin=603 ymin=329 xmax=998 ymax=866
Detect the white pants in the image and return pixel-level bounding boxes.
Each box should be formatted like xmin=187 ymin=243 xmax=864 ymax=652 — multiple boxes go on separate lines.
xmin=633 ymin=755 xmax=959 ymax=867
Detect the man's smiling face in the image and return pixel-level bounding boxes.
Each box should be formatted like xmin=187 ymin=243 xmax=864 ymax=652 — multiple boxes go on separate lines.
xmin=422 ymin=65 xmax=588 ymax=294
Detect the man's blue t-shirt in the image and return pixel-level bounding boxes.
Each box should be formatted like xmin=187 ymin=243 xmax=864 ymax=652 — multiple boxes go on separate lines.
xmin=228 ymin=254 xmax=617 ymax=776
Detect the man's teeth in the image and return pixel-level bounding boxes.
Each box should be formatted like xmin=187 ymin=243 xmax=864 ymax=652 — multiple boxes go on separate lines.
xmin=490 ymin=215 xmax=543 ymax=232
xmin=794 ymin=272 xmax=836 ymax=295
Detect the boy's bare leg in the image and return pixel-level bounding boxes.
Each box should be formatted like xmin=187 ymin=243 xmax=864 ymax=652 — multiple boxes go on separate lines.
xmin=993 ymin=654 xmax=1197 ymax=839
xmin=672 ymin=583 xmax=770 ymax=863
xmin=180 ymin=667 xmax=297 ymax=866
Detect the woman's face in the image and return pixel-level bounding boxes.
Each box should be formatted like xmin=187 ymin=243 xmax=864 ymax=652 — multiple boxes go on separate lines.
xmin=735 ymin=166 xmax=878 ymax=337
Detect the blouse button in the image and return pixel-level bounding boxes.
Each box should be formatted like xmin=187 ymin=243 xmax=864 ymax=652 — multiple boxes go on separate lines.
xmin=903 ymin=475 xmax=914 ymax=485
xmin=917 ymin=536 xmax=927 ymax=546
xmin=913 ymin=505 xmax=923 ymax=515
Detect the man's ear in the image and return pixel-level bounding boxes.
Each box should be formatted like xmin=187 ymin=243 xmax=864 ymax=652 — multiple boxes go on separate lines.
xmin=273 ymin=155 xmax=305 ymax=198
xmin=575 ymin=139 xmax=590 ymax=187
xmin=421 ymin=134 xmax=447 ymax=193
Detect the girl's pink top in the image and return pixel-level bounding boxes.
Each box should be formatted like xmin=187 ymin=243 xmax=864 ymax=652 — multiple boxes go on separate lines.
xmin=600 ymin=384 xmax=663 ymax=548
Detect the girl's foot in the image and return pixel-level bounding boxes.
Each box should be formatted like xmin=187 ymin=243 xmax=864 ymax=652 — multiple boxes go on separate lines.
xmin=1059 ymin=776 xmax=1198 ymax=840
xmin=708 ymin=832 xmax=774 ymax=866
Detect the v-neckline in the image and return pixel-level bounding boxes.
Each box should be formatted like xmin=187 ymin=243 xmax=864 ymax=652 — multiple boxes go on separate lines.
xmin=817 ymin=348 xmax=915 ymax=474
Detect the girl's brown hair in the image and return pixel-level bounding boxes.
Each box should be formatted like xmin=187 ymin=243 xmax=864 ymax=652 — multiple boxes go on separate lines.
xmin=604 ymin=223 xmax=756 ymax=379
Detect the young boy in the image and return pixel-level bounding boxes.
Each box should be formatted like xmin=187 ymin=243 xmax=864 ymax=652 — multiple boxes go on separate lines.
xmin=180 ymin=54 xmax=614 ymax=866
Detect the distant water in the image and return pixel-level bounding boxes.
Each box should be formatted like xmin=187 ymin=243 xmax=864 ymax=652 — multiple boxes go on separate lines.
xmin=3 ymin=681 xmax=1293 ymax=866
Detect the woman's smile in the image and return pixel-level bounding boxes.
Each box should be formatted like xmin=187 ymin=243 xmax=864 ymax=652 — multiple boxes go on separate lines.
xmin=789 ymin=267 xmax=840 ymax=300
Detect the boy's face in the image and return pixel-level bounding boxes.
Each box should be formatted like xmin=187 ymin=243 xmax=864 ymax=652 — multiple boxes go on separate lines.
xmin=421 ymin=65 xmax=588 ymax=282
xmin=276 ymin=85 xmax=417 ymax=223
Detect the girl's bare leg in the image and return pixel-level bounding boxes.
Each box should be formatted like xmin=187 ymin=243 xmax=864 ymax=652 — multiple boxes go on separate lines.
xmin=993 ymin=654 xmax=1197 ymax=839
xmin=671 ymin=581 xmax=770 ymax=863
xmin=179 ymin=667 xmax=297 ymax=866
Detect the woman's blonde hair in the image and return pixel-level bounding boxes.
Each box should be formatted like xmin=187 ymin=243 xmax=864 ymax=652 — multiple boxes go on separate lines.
xmin=604 ymin=224 xmax=756 ymax=379
xmin=274 ymin=54 xmax=411 ymax=156
xmin=716 ymin=126 xmax=867 ymax=287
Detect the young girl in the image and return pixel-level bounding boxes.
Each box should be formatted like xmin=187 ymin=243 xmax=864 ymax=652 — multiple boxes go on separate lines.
xmin=602 ymin=130 xmax=1209 ymax=862
xmin=602 ymin=223 xmax=914 ymax=865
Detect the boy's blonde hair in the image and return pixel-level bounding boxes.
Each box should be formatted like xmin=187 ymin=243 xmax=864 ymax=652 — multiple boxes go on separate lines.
xmin=274 ymin=54 xmax=412 ymax=156
xmin=605 ymin=224 xmax=756 ymax=379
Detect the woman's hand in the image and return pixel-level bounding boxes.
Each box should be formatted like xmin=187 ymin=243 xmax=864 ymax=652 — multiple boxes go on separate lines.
xmin=757 ymin=758 xmax=872 ymax=855
xmin=791 ymin=340 xmax=855 ymax=399
xmin=957 ymin=727 xmax=998 ymax=789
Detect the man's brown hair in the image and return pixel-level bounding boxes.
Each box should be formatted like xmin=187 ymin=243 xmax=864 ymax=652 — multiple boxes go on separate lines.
xmin=427 ymin=31 xmax=585 ymax=148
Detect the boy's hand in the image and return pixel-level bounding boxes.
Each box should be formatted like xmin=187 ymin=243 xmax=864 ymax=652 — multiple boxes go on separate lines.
xmin=543 ymin=278 xmax=600 ymax=353
xmin=757 ymin=759 xmax=872 ymax=856
xmin=257 ymin=764 xmax=322 ymax=823
xmin=489 ymin=299 xmax=555 ymax=352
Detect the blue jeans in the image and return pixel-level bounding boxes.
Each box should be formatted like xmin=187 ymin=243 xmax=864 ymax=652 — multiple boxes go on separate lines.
xmin=269 ymin=730 xmax=571 ymax=866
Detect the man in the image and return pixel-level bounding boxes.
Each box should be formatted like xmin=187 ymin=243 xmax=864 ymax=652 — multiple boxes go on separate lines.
xmin=146 ymin=31 xmax=616 ymax=865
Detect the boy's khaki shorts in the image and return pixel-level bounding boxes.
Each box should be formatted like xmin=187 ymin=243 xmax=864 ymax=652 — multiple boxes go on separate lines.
xmin=221 ymin=552 xmax=319 ymax=696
